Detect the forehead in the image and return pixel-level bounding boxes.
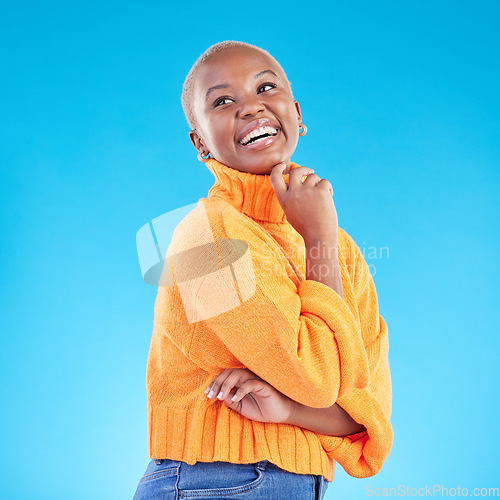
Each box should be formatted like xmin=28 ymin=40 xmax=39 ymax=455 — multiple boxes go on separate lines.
xmin=194 ymin=47 xmax=286 ymax=96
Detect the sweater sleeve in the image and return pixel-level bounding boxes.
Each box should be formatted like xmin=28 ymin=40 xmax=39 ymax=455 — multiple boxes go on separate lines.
xmin=316 ymin=237 xmax=393 ymax=477
xmin=162 ymin=201 xmax=370 ymax=408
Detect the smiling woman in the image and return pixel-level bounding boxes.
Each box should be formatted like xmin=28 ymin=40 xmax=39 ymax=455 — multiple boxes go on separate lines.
xmin=186 ymin=43 xmax=303 ymax=175
xmin=133 ymin=40 xmax=393 ymax=500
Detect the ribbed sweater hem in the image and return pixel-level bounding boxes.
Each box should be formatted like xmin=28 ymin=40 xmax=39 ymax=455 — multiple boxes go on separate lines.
xmin=148 ymin=401 xmax=336 ymax=483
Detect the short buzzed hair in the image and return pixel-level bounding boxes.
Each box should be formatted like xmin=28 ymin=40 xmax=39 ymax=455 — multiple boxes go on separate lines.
xmin=181 ymin=40 xmax=293 ymax=130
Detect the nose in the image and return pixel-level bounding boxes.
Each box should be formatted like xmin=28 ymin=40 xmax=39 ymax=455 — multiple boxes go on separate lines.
xmin=238 ymin=94 xmax=265 ymax=118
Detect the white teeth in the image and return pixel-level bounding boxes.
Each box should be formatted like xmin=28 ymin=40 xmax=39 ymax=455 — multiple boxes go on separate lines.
xmin=241 ymin=126 xmax=277 ymax=145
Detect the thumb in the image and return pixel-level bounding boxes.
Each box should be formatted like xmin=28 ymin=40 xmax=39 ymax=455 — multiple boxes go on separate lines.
xmin=270 ymin=162 xmax=288 ymax=199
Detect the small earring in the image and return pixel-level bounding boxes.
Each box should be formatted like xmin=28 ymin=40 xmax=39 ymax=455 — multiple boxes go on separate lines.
xmin=299 ymin=124 xmax=307 ymax=136
xmin=197 ymin=151 xmax=212 ymax=163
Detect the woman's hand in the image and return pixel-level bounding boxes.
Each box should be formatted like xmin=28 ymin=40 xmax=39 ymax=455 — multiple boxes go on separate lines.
xmin=204 ymin=368 xmax=296 ymax=424
xmin=270 ymin=163 xmax=338 ymax=245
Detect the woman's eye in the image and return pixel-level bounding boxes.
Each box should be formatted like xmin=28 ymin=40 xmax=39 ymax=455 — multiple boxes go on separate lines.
xmin=258 ymin=83 xmax=276 ymax=93
xmin=214 ymin=97 xmax=233 ymax=107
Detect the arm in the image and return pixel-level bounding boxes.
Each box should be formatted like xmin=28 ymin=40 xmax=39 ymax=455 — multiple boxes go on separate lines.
xmin=313 ymin=236 xmax=393 ymax=477
xmin=292 ymin=169 xmax=392 ymax=471
xmin=204 ymin=367 xmax=366 ymax=437
xmin=288 ymin=236 xmax=363 ymax=436
xmin=305 ymin=237 xmax=344 ymax=298
xmin=286 ymin=400 xmax=366 ymax=437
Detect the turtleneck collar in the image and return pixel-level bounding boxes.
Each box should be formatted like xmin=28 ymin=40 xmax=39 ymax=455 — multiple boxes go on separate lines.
xmin=205 ymin=158 xmax=302 ymax=223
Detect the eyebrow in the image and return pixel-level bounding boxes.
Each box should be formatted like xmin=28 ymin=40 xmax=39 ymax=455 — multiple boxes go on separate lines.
xmin=205 ymin=83 xmax=230 ymax=100
xmin=254 ymin=69 xmax=279 ymax=79
xmin=205 ymin=70 xmax=280 ymax=100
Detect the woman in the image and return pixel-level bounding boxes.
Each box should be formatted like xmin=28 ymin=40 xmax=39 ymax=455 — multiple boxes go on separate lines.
xmin=133 ymin=40 xmax=393 ymax=499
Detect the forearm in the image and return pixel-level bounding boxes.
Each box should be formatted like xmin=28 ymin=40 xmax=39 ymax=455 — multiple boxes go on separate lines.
xmin=305 ymin=237 xmax=343 ymax=298
xmin=301 ymin=238 xmax=362 ymax=435
xmin=285 ymin=400 xmax=366 ymax=437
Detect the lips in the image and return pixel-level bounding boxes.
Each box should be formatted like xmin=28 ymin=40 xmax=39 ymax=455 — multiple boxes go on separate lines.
xmin=236 ymin=118 xmax=281 ymax=148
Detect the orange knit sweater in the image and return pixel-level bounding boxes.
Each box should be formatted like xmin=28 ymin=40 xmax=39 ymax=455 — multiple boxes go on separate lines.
xmin=146 ymin=158 xmax=393 ymax=482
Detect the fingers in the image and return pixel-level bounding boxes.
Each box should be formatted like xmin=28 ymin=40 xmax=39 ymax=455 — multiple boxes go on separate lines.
xmin=288 ymin=166 xmax=315 ymax=190
xmin=204 ymin=368 xmax=257 ymax=401
xmin=229 ymin=380 xmax=263 ymax=403
xmin=300 ymin=173 xmax=334 ymax=196
xmin=269 ymin=162 xmax=288 ymax=199
xmin=316 ymin=178 xmax=334 ymax=196
xmin=271 ymin=163 xmax=321 ymax=199
xmin=301 ymin=172 xmax=321 ymax=187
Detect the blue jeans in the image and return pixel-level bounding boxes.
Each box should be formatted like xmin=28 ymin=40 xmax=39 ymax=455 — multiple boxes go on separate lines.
xmin=133 ymin=458 xmax=329 ymax=499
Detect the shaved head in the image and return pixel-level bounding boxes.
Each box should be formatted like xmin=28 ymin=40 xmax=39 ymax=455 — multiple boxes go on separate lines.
xmin=182 ymin=41 xmax=292 ymax=130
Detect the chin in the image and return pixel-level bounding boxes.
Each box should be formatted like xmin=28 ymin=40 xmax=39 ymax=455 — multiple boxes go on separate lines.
xmin=243 ymin=153 xmax=290 ymax=174
xmin=219 ymin=149 xmax=290 ymax=174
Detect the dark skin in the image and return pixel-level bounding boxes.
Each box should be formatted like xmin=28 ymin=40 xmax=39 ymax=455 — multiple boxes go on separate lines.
xmin=192 ymin=46 xmax=366 ymax=437
xmin=189 ymin=46 xmax=302 ymax=175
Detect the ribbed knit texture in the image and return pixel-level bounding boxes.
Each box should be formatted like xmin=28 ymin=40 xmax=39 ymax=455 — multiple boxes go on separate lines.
xmin=146 ymin=159 xmax=393 ymax=482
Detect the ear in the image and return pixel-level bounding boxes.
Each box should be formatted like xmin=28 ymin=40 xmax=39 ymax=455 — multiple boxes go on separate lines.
xmin=189 ymin=129 xmax=206 ymax=154
xmin=293 ymin=100 xmax=303 ymax=124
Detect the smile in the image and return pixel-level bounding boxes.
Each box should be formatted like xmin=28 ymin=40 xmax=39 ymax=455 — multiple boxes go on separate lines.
xmin=240 ymin=126 xmax=278 ymax=146
xmin=236 ymin=118 xmax=282 ymax=151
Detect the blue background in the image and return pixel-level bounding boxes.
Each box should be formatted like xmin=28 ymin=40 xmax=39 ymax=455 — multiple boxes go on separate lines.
xmin=1 ymin=1 xmax=498 ymax=498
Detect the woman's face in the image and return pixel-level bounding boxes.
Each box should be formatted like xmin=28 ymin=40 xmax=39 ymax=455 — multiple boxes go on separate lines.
xmin=189 ymin=46 xmax=302 ymax=175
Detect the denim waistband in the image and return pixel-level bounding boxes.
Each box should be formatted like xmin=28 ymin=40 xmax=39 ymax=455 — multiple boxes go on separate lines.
xmin=154 ymin=458 xmax=269 ymax=470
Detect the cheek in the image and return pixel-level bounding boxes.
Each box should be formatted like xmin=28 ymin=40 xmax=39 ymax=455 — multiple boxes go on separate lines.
xmin=209 ymin=117 xmax=233 ymax=140
xmin=204 ymin=121 xmax=229 ymax=152
xmin=278 ymin=102 xmax=300 ymax=130
xmin=284 ymin=112 xmax=300 ymax=139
